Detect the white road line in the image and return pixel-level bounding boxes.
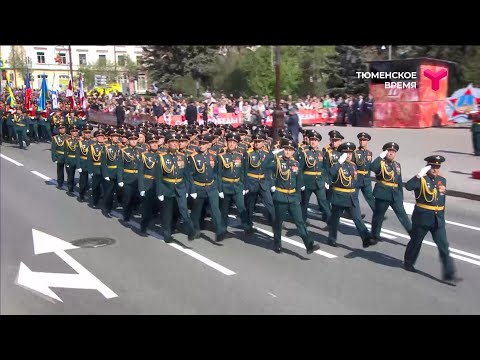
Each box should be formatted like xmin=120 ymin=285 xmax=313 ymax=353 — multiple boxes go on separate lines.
xmin=31 ymin=171 xmax=56 ymax=183
xmin=110 ymin=210 xmax=236 ymax=276
xmin=0 ymin=153 xmax=24 ymax=166
xmin=253 ymin=225 xmax=338 ymax=259
xmin=445 ymin=221 xmax=480 ymax=232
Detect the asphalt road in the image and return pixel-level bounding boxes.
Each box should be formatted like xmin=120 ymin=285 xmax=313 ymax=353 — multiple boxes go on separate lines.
xmin=1 ymin=141 xmax=480 ymax=314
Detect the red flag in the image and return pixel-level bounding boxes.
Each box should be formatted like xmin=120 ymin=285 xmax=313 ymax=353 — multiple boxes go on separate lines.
xmin=66 ymin=76 xmax=76 ymax=109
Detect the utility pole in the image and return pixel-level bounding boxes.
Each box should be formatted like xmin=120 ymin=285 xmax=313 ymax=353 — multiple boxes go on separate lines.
xmin=68 ymin=45 xmax=74 ymax=80
xmin=272 ymin=46 xmax=283 ymax=146
xmin=388 ymin=45 xmax=392 ymax=61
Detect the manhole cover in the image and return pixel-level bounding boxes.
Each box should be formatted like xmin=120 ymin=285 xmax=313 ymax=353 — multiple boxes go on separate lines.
xmin=70 ymin=237 xmax=116 ymax=248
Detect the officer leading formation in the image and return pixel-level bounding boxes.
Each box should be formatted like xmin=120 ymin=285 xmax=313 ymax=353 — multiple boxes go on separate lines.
xmin=3 ymin=104 xmax=461 ymax=285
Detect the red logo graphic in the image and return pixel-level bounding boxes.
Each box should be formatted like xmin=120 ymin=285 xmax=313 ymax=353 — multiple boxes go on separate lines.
xmin=424 ymin=69 xmax=448 ymax=91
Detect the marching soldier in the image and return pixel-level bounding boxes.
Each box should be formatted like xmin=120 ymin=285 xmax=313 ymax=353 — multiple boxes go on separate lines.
xmin=323 ymin=130 xmax=344 ymax=199
xmin=136 ymin=129 xmax=148 ymax=152
xmin=102 ymin=128 xmax=122 ymax=216
xmin=326 ymin=142 xmax=377 ymax=248
xmin=28 ymin=104 xmax=40 ymax=143
xmin=50 ymin=109 xmax=63 ymax=135
xmin=88 ymin=128 xmax=107 ymax=208
xmin=371 ymin=142 xmax=412 ymax=241
xmin=117 ymin=131 xmax=142 ymax=222
xmin=353 ymin=132 xmax=376 ymax=213
xmin=188 ymin=134 xmax=227 ymax=241
xmin=65 ymin=125 xmax=80 ymax=193
xmin=237 ymin=128 xmax=249 ymax=154
xmin=51 ymin=123 xmax=67 ymax=189
xmin=210 ymin=128 xmax=225 ymax=154
xmin=157 ymin=132 xmax=196 ymax=242
xmin=217 ymin=132 xmax=252 ymax=235
xmin=76 ymin=124 xmax=94 ymax=202
xmin=12 ymin=107 xmax=30 ymax=149
xmin=404 ymin=155 xmax=462 ymax=285
xmin=265 ymin=139 xmax=321 ymax=254
xmin=298 ymin=130 xmax=331 ymax=225
xmin=65 ymin=109 xmax=78 ymax=134
xmin=244 ymin=133 xmax=275 ymax=228
xmin=138 ymin=133 xmax=161 ymax=234
xmin=39 ymin=106 xmax=53 ymax=142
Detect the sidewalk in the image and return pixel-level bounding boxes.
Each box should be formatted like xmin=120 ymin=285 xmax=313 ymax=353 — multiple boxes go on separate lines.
xmin=305 ymin=125 xmax=480 ymax=200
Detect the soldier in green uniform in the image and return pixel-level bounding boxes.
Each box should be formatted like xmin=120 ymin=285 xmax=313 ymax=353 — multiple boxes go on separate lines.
xmin=188 ymin=134 xmax=227 ymax=241
xmin=298 ymin=130 xmax=331 ymax=225
xmin=327 ymin=142 xmax=377 ymax=248
xmin=117 ymin=131 xmax=142 ymax=222
xmin=157 ymin=132 xmax=196 ymax=242
xmin=210 ymin=128 xmax=225 ymax=154
xmin=217 ymin=132 xmax=251 ymax=234
xmin=12 ymin=107 xmax=30 ymax=149
xmin=65 ymin=110 xmax=78 ymax=134
xmin=76 ymin=124 xmax=94 ymax=202
xmin=88 ymin=129 xmax=107 ymax=208
xmin=323 ymin=130 xmax=344 ymax=200
xmin=27 ymin=104 xmax=40 ymax=143
xmin=371 ymin=142 xmax=412 ymax=241
xmin=236 ymin=128 xmax=249 ymax=154
xmin=353 ymin=132 xmax=376 ymax=213
xmin=404 ymin=155 xmax=462 ymax=285
xmin=51 ymin=123 xmax=67 ymax=188
xmin=102 ymin=128 xmax=122 ymax=216
xmin=244 ymin=133 xmax=275 ymax=228
xmin=138 ymin=133 xmax=162 ymax=234
xmin=136 ymin=129 xmax=148 ymax=152
xmin=0 ymin=101 xmax=5 ymax=145
xmin=65 ymin=125 xmax=79 ymax=193
xmin=50 ymin=109 xmax=64 ymax=136
xmin=265 ymin=139 xmax=321 ymax=254
xmin=39 ymin=106 xmax=53 ymax=142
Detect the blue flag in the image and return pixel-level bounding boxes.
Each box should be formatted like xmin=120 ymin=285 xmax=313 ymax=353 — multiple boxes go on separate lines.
xmin=38 ymin=74 xmax=49 ymax=111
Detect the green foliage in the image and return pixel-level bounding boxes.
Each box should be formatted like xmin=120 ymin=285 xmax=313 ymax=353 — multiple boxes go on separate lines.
xmin=8 ymin=46 xmax=28 ymax=85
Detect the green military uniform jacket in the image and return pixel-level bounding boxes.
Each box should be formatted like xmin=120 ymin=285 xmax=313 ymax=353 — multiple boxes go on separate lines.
xmin=157 ymin=150 xmax=190 ymax=198
xmin=405 ymin=174 xmax=447 ymax=227
xmin=297 ymin=145 xmax=327 ymax=191
xmin=87 ymin=141 xmax=106 ymax=175
xmin=243 ymin=147 xmax=272 ymax=193
xmin=76 ymin=138 xmax=94 ymax=171
xmin=188 ymin=149 xmax=219 ymax=197
xmin=266 ymin=154 xmax=304 ymax=204
xmin=323 ymin=146 xmax=340 ymax=186
xmin=353 ymin=147 xmax=373 ymax=187
xmin=211 ymin=142 xmax=226 ymax=155
xmin=218 ymin=149 xmax=245 ymax=194
xmin=370 ymin=156 xmax=404 ymax=202
xmin=12 ymin=113 xmax=29 ymax=130
xmin=101 ymin=142 xmax=121 ymax=179
xmin=51 ymin=134 xmax=67 ymax=163
xmin=138 ymin=150 xmax=161 ymax=192
xmin=329 ymin=161 xmax=359 ymax=207
xmin=64 ymin=114 xmax=78 ymax=133
xmin=117 ymin=145 xmax=142 ymax=184
xmin=65 ymin=137 xmax=79 ymax=166
xmin=137 ymin=143 xmax=148 ymax=153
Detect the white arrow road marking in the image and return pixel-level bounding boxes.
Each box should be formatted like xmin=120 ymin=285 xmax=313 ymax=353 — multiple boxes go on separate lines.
xmin=16 ymin=229 xmax=118 ymax=302
xmin=0 ymin=153 xmax=24 ymax=166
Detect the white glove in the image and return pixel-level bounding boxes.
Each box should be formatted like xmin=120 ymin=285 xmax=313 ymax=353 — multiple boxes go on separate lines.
xmin=190 ymin=193 xmax=198 ymax=199
xmin=186 ymin=193 xmax=189 ymax=198
xmin=89 ymin=173 xmax=93 ymax=178
xmin=417 ymin=165 xmax=431 ymax=177
xmin=380 ymin=150 xmax=388 ymax=159
xmin=158 ymin=195 xmax=165 ymax=201
xmin=270 ymin=186 xmax=276 ymax=192
xmin=325 ymin=183 xmax=330 ymax=190
xmin=140 ymin=190 xmax=145 ymax=197
xmin=338 ymin=153 xmax=348 ymax=164
xmin=301 ymin=186 xmax=305 ymax=191
xmin=77 ymin=168 xmax=82 ymax=173
xmin=243 ymin=189 xmax=249 ymax=195
xmin=105 ymin=177 xmax=110 ymax=181
xmin=27 ymin=130 xmax=30 ymax=133
xmin=55 ymin=161 xmax=58 ymax=164
xmin=118 ymin=182 xmax=124 ymax=187
xmin=66 ymin=165 xmax=69 ymax=168
xmin=219 ymin=192 xmax=225 ymax=199
xmin=272 ymin=149 xmax=282 ymax=155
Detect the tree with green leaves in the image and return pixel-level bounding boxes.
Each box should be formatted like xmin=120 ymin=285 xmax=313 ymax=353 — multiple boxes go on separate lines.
xmin=8 ymin=46 xmax=28 ymax=88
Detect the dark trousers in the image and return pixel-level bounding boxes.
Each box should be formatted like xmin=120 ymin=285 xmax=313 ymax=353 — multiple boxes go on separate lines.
xmin=103 ymin=177 xmax=118 ymax=213
xmin=78 ymin=171 xmax=89 ymax=199
xmin=372 ymin=199 xmax=412 ymax=239
xmin=245 ymin=187 xmax=275 ymax=227
xmin=221 ymin=191 xmax=249 ymax=230
xmin=301 ymin=187 xmax=331 ymax=223
xmin=358 ymin=182 xmax=376 ymax=212
xmin=273 ymin=200 xmax=312 ymax=248
xmin=56 ymin=162 xmax=65 ymax=187
xmin=473 ymin=124 xmax=480 ymax=156
xmin=140 ymin=188 xmax=157 ymax=231
xmin=16 ymin=128 xmax=28 ymax=148
xmin=38 ymin=123 xmax=52 ymax=141
xmin=7 ymin=124 xmax=16 ymax=141
xmin=328 ymin=203 xmax=370 ymax=244
xmin=191 ymin=192 xmax=224 ymax=235
xmin=162 ymin=195 xmax=194 ymax=239
xmin=66 ymin=163 xmax=77 ymax=192
xmin=405 ymin=220 xmax=455 ymax=278
xmin=91 ymin=174 xmax=104 ymax=206
xmin=30 ymin=122 xmax=39 ymax=142
xmin=122 ymin=180 xmax=138 ymax=221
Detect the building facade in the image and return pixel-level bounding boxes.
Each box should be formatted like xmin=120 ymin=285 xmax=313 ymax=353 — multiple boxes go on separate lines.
xmin=0 ymin=45 xmax=149 ymax=94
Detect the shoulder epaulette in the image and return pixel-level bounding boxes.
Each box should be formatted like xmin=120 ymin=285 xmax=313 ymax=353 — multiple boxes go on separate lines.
xmin=247 ymin=148 xmax=254 ymax=153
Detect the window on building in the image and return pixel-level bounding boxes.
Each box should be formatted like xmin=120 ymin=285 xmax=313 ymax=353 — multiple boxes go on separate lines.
xmin=136 ymin=55 xmax=143 ymax=65
xmin=98 ymin=55 xmax=106 ymax=66
xmin=37 ymin=52 xmax=45 ymax=64
xmin=59 ymin=53 xmax=67 ymax=64
xmin=117 ymin=55 xmax=126 ymax=67
xmin=137 ymin=75 xmax=146 ymax=92
xmin=9 ymin=72 xmax=14 ymax=83
xmin=79 ymin=54 xmax=87 ymax=65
